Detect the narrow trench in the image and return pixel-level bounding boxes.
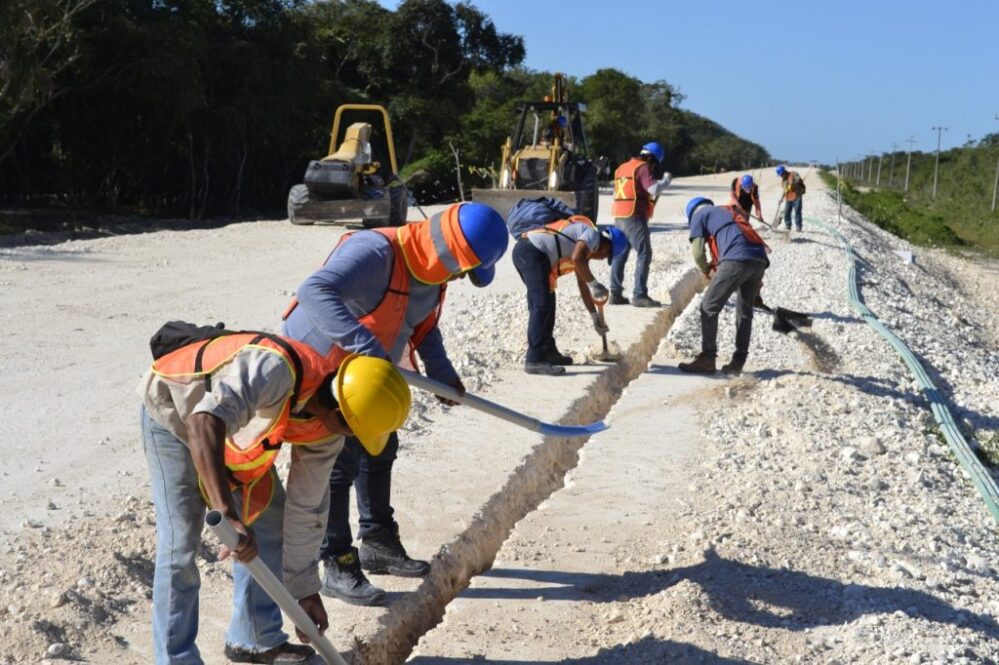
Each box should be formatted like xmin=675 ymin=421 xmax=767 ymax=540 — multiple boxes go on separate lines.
xmin=353 ymin=268 xmax=706 ymax=665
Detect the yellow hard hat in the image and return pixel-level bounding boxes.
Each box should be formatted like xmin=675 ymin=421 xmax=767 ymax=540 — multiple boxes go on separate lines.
xmin=333 ymin=354 xmax=412 ymax=456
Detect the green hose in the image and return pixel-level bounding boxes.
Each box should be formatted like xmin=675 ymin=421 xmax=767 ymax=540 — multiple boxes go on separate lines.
xmin=806 ymin=215 xmax=999 ymax=523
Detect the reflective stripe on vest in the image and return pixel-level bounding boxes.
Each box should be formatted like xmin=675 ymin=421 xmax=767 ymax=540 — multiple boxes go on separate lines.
xmin=397 ymin=203 xmax=481 ymax=285
xmin=526 ymin=216 xmax=596 ymax=291
xmin=611 ymin=158 xmax=654 ymax=220
xmin=706 ymin=205 xmax=771 ymax=267
xmin=152 ymin=333 xmax=333 ymax=524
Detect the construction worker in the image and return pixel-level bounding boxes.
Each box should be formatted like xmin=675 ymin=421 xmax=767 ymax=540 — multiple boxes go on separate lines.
xmin=678 ymin=197 xmax=770 ymax=376
xmin=731 ymin=174 xmax=763 ymax=221
xmin=140 ymin=329 xmax=411 ymax=664
xmin=282 ymin=202 xmax=508 ymax=606
xmin=777 ymin=165 xmax=806 ymax=230
xmin=512 ymin=215 xmax=628 ymax=375
xmin=609 ymin=141 xmax=672 ymax=307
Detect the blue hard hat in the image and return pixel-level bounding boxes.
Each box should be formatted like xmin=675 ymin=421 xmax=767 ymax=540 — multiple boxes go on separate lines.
xmin=740 ymin=175 xmax=754 ymax=190
xmin=776 ymin=165 xmax=787 ymax=176
xmin=458 ymin=203 xmax=509 ymax=288
xmin=640 ymin=142 xmax=665 ymax=163
xmin=685 ymin=197 xmax=714 ymax=222
xmin=600 ymin=226 xmax=629 ymax=264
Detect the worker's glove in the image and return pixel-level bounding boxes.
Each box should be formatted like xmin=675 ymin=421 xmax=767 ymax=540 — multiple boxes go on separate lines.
xmin=590 ymin=311 xmax=609 ymax=334
xmin=658 ymin=172 xmax=672 ymax=188
xmin=587 ymin=279 xmax=609 ymax=304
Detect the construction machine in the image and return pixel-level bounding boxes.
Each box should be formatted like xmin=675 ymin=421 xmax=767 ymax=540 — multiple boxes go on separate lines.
xmin=472 ymin=74 xmax=599 ymax=221
xmin=287 ymin=104 xmax=407 ymax=227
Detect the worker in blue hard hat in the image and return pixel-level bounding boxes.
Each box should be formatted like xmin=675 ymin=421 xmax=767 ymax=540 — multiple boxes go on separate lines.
xmin=678 ymin=196 xmax=770 ymax=376
xmin=513 ymin=215 xmax=627 ymax=375
xmin=609 ymin=141 xmax=672 ymax=308
xmin=731 ymin=174 xmax=763 ymax=221
xmin=282 ymin=202 xmax=509 ymax=606
xmin=776 ymin=165 xmax=806 ymax=231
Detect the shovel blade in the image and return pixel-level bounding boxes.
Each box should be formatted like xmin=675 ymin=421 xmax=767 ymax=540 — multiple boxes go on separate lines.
xmin=538 ymin=420 xmax=609 ymax=437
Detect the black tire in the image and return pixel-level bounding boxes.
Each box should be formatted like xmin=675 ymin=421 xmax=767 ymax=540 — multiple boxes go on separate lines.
xmin=287 ymin=184 xmax=314 ymax=225
xmin=574 ymin=163 xmax=599 ymax=221
xmin=388 ymin=177 xmax=409 ymax=226
xmin=361 ymin=216 xmax=391 ymax=229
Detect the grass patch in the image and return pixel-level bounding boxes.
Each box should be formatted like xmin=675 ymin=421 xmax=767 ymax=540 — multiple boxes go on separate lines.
xmin=820 ymin=171 xmax=966 ymax=248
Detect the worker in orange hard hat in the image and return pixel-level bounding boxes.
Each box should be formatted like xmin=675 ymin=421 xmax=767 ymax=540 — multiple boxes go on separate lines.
xmin=283 ymin=202 xmax=509 ymax=606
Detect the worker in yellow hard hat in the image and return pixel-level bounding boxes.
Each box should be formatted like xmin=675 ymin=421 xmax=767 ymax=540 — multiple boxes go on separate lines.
xmin=140 ymin=326 xmax=411 ymax=665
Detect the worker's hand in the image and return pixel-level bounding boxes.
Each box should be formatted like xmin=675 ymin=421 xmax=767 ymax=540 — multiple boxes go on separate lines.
xmin=587 ymin=279 xmax=609 ymax=304
xmin=658 ymin=172 xmax=672 ymax=187
xmin=295 ymin=593 xmax=329 ymax=644
xmin=218 ymin=518 xmax=258 ymax=563
xmin=701 ymin=269 xmax=714 ymax=284
xmin=436 ymin=375 xmax=465 ymax=407
xmin=590 ymin=311 xmax=609 ymax=334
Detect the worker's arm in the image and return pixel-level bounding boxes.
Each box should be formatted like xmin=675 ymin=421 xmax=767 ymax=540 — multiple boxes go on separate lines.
xmin=414 ymin=327 xmax=459 ymax=384
xmin=290 ymin=235 xmax=394 ymax=359
xmin=691 ymin=237 xmax=711 ymax=274
xmin=636 ymin=163 xmax=670 ymax=199
xmin=571 ymin=239 xmax=598 ymax=313
xmin=753 ymin=189 xmax=763 ymax=220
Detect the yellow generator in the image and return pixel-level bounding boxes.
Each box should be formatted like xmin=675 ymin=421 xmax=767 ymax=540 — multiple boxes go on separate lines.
xmin=287 ymin=104 xmax=407 ymax=227
xmin=472 ymin=74 xmax=598 ymax=221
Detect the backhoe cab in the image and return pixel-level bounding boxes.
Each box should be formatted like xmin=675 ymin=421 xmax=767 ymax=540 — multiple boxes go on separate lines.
xmin=287 ymin=104 xmax=407 ymax=227
xmin=473 ymin=73 xmax=599 ymax=221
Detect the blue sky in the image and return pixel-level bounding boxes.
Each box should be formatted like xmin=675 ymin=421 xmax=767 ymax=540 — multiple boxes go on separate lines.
xmin=376 ymin=0 xmax=999 ymax=164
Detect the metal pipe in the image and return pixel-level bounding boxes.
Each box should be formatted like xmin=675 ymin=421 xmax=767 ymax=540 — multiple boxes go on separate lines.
xmin=205 ymin=511 xmax=349 ymax=665
xmin=399 ymin=369 xmax=608 ymax=438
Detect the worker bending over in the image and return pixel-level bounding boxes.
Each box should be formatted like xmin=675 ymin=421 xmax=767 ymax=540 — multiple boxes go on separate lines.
xmin=679 ymin=197 xmax=770 ymax=376
xmin=609 ymin=141 xmax=672 ymax=307
xmin=140 ymin=327 xmax=410 ymax=664
xmin=513 ymin=215 xmax=627 ymax=376
xmin=731 ymin=174 xmax=763 ymax=221
xmin=283 ymin=202 xmax=508 ymax=606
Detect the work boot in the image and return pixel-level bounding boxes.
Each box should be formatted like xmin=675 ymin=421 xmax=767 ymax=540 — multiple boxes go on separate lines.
xmin=544 ymin=348 xmax=574 ymax=366
xmin=525 ymin=361 xmax=566 ymax=376
xmin=320 ymin=549 xmax=386 ymax=606
xmin=678 ymin=353 xmax=717 ymax=374
xmin=609 ymin=293 xmax=629 ymax=305
xmin=631 ymin=295 xmax=661 ymax=308
xmin=721 ymin=353 xmax=747 ymax=376
xmin=224 ymin=642 xmax=315 ymax=664
xmin=359 ymin=526 xmax=431 ymax=577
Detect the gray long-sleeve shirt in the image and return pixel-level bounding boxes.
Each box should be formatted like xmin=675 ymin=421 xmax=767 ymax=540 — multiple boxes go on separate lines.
xmin=282 ymin=231 xmax=457 ymax=382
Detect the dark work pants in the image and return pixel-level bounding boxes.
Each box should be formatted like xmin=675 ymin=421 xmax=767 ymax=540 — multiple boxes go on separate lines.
xmin=322 ymin=431 xmax=399 ymax=558
xmin=512 ymin=239 xmax=557 ymax=363
xmin=699 ymin=260 xmax=767 ymax=358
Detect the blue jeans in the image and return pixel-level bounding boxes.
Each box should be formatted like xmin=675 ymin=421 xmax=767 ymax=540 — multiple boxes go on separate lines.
xmin=610 ymin=216 xmax=651 ymax=299
xmin=322 ymin=432 xmax=400 ymax=558
xmin=512 ymin=239 xmax=557 ymax=363
xmin=142 ymin=407 xmax=287 ymax=664
xmin=784 ymin=198 xmax=803 ymax=230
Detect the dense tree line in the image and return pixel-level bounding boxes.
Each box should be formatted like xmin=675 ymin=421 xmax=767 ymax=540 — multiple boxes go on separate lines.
xmin=0 ymin=0 xmax=769 ymax=218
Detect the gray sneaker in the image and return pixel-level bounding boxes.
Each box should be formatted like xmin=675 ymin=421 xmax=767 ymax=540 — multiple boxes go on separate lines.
xmin=632 ymin=295 xmax=662 ymax=308
xmin=321 ymin=548 xmax=386 ymax=606
xmin=525 ymin=361 xmax=566 ymax=376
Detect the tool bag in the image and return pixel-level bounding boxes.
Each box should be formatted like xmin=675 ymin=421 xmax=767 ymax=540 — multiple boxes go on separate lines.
xmin=304 ymin=160 xmax=354 ymax=197
xmin=150 ymin=321 xmax=234 ymax=360
xmin=506 ymin=196 xmax=577 ymax=238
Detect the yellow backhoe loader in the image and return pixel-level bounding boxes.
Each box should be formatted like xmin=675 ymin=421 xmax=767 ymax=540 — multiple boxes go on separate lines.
xmin=287 ymin=104 xmax=407 ymax=227
xmin=472 ymin=74 xmax=599 ymax=221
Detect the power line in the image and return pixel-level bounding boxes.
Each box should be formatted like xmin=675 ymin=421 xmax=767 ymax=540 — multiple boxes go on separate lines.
xmin=904 ymin=136 xmax=917 ymax=192
xmin=931 ymin=125 xmax=948 ymax=199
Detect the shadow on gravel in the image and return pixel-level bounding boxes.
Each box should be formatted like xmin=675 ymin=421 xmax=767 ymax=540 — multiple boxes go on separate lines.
xmin=647 ymin=222 xmax=687 ymax=234
xmin=788 ymin=235 xmax=841 ymax=251
xmin=408 ymin=635 xmax=754 ymax=664
xmin=470 ymin=549 xmax=999 ymax=639
xmin=753 ymin=368 xmax=918 ymax=403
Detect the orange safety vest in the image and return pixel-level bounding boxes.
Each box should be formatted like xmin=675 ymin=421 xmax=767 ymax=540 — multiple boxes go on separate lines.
xmin=707 ymin=205 xmax=771 ymax=268
xmin=611 ymin=158 xmax=655 ymax=220
xmin=283 ymin=227 xmax=445 ymax=370
xmin=783 ymin=172 xmax=802 ymax=201
xmin=152 ymin=333 xmax=335 ymax=524
xmin=525 ymin=216 xmax=596 ymax=291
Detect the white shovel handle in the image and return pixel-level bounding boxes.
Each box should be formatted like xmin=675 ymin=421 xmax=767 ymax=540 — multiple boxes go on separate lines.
xmin=205 ymin=511 xmax=349 ymax=665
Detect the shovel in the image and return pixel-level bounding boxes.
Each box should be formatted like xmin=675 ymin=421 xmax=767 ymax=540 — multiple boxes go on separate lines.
xmin=590 ymin=302 xmax=622 ymax=362
xmin=754 ymin=299 xmax=813 ymax=334
xmin=399 ymin=368 xmax=608 ymax=437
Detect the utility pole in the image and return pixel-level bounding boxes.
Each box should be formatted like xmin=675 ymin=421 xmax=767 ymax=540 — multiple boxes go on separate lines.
xmin=931 ymin=125 xmax=948 ymax=198
xmin=904 ymin=136 xmax=917 ymax=192
xmin=889 ymin=142 xmax=898 ymax=186
xmin=992 ymin=115 xmax=999 ymax=212
xmin=876 ymin=151 xmax=883 ymax=186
